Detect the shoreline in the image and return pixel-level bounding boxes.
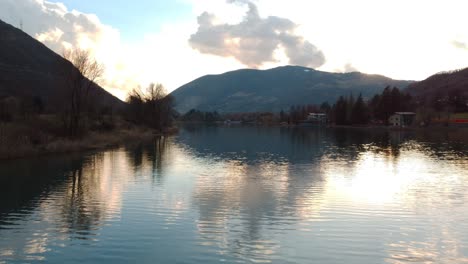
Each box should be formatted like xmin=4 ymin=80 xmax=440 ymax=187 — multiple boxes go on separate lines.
xmin=3 ymin=123 xmax=466 ymax=161
xmin=0 ymin=127 xmax=177 ymax=161
xmin=328 ymin=124 xmax=468 ymax=131
xmin=181 ymin=121 xmax=468 ymax=131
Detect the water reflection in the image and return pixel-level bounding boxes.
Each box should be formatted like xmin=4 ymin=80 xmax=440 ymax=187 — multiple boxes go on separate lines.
xmin=179 ymin=126 xmax=468 ymax=263
xmin=176 ymin=125 xmax=421 ymax=164
xmin=0 ymin=127 xmax=467 ymax=263
xmin=192 ymin=159 xmax=326 ymax=263
xmin=0 ymin=137 xmax=173 ymax=262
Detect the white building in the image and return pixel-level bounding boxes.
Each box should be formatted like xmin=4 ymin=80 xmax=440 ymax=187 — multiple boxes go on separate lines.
xmin=307 ymin=113 xmax=328 ymax=124
xmin=389 ymin=112 xmax=416 ymax=127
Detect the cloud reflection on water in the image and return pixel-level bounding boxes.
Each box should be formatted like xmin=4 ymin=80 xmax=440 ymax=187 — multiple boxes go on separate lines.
xmin=0 ymin=127 xmax=467 ymax=263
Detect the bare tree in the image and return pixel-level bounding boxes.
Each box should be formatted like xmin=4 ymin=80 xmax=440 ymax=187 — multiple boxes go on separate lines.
xmin=145 ymin=83 xmax=166 ymax=101
xmin=145 ymin=83 xmax=165 ymax=129
xmin=62 ymin=49 xmax=104 ymax=137
xmin=125 ymin=83 xmax=174 ymax=131
xmin=145 ymin=83 xmax=174 ymax=130
xmin=126 ymin=86 xmax=145 ymax=123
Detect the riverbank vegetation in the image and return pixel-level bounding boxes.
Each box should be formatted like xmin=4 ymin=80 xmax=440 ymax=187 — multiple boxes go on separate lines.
xmin=0 ymin=117 xmax=156 ymax=159
xmin=0 ymin=49 xmax=176 ymax=159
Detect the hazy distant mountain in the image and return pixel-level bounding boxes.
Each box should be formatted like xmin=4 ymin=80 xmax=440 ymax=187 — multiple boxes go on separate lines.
xmin=0 ymin=19 xmax=123 ymax=109
xmin=406 ymin=68 xmax=468 ymax=105
xmin=171 ymin=66 xmax=413 ymax=113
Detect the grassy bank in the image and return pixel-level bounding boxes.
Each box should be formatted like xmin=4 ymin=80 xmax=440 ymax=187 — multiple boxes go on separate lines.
xmin=0 ymin=115 xmax=176 ymax=160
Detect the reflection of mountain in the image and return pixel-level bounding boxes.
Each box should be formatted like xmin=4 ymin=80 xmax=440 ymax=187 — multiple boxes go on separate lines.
xmin=0 ymin=137 xmax=171 ymax=261
xmin=177 ymin=125 xmax=331 ymax=164
xmin=0 ymin=137 xmax=172 ymax=227
xmin=171 ymin=126 xmax=331 ymax=261
xmin=178 ymin=126 xmax=468 ymax=164
xmin=191 ymin=153 xmax=327 ymax=262
xmin=174 ymin=126 xmax=468 ymax=262
xmin=0 ymin=154 xmax=87 ymax=218
xmin=176 ymin=125 xmax=408 ymax=164
xmin=1 ymin=128 xmax=468 ymax=263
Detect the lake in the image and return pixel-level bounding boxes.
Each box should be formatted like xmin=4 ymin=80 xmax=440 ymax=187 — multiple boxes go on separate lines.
xmin=1 ymin=126 xmax=468 ymax=263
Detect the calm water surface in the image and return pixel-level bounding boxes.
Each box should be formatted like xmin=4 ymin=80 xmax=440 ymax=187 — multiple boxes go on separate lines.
xmin=1 ymin=126 xmax=468 ymax=263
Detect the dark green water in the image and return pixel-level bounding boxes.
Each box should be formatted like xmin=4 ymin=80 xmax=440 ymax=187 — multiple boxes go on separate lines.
xmin=1 ymin=126 xmax=468 ymax=263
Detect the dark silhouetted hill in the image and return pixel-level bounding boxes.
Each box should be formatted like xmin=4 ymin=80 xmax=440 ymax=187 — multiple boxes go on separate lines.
xmin=171 ymin=66 xmax=412 ymax=113
xmin=0 ymin=19 xmax=123 ymax=109
xmin=406 ymin=68 xmax=468 ymax=105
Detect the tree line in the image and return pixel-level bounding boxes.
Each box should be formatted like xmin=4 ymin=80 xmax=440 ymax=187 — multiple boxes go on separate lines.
xmin=175 ymin=84 xmax=467 ymax=127
xmin=178 ymin=87 xmax=414 ymax=126
xmin=0 ymin=48 xmax=176 ymax=141
xmin=273 ymin=87 xmax=413 ymax=126
xmin=180 ymin=109 xmax=222 ymax=123
xmin=331 ymin=86 xmax=414 ymax=125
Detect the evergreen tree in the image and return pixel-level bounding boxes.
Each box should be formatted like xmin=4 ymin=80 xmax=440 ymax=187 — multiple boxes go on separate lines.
xmin=334 ymin=96 xmax=348 ymax=125
xmin=390 ymin=87 xmax=402 ymax=113
xmin=279 ymin=109 xmax=287 ymax=122
xmin=369 ymin=94 xmax=380 ymax=121
xmin=345 ymin=94 xmax=355 ymax=124
xmin=301 ymin=105 xmax=307 ymax=120
xmin=351 ymin=94 xmax=369 ymax=125
xmin=376 ymin=86 xmax=393 ymax=124
xmin=320 ymin=102 xmax=331 ymax=114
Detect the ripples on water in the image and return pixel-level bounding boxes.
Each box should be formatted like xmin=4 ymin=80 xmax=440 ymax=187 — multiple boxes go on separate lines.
xmin=0 ymin=126 xmax=468 ymax=263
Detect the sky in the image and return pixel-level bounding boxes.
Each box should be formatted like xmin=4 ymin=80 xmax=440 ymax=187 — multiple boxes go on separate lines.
xmin=1 ymin=0 xmax=468 ymax=100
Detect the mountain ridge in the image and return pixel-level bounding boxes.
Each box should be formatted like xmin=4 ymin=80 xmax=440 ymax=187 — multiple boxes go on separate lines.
xmin=171 ymin=65 xmax=414 ymax=113
xmin=406 ymin=68 xmax=468 ymax=99
xmin=0 ymin=19 xmax=124 ymax=109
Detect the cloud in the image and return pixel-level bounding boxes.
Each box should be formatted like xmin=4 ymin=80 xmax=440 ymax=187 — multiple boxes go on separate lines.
xmin=0 ymin=0 xmax=105 ymax=52
xmin=452 ymin=40 xmax=468 ymax=50
xmin=0 ymin=0 xmax=139 ymax=96
xmin=343 ymin=63 xmax=358 ymax=73
xmin=189 ymin=0 xmax=325 ymax=68
xmin=0 ymin=0 xmax=249 ymax=98
xmin=4 ymin=0 xmax=468 ymax=97
xmin=333 ymin=63 xmax=358 ymax=73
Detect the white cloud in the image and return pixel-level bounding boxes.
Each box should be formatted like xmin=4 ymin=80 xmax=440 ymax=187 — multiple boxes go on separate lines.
xmin=343 ymin=63 xmax=358 ymax=73
xmin=1 ymin=0 xmax=103 ymax=52
xmin=0 ymin=0 xmax=250 ymax=99
xmin=187 ymin=0 xmax=468 ymax=80
xmin=189 ymin=1 xmax=325 ymax=68
xmin=0 ymin=0 xmax=140 ymax=98
xmin=452 ymin=40 xmax=467 ymax=50
xmin=249 ymin=0 xmax=468 ymax=80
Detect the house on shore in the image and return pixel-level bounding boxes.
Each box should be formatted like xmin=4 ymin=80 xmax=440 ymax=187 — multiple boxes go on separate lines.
xmin=389 ymin=112 xmax=416 ymax=127
xmin=300 ymin=113 xmax=328 ymax=125
xmin=308 ymin=113 xmax=327 ymax=123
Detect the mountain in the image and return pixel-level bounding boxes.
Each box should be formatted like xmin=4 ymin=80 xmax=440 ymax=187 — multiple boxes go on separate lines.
xmin=0 ymin=19 xmax=123 ymax=109
xmin=406 ymin=68 xmax=468 ymax=105
xmin=171 ymin=66 xmax=413 ymax=113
